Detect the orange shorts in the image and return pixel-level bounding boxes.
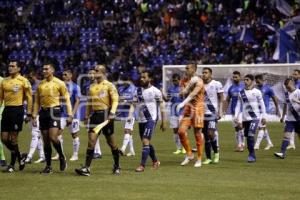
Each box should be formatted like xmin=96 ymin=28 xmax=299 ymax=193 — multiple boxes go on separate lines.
xmin=179 ymin=103 xmax=204 ymax=128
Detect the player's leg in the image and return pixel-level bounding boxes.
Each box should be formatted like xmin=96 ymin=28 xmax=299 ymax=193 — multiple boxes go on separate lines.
xmin=170 ymin=116 xmax=182 ymax=154
xmin=244 ymin=120 xmax=259 ymax=162
xmin=34 ymin=131 xmax=45 ymax=163
xmin=287 ymin=132 xmax=296 ymax=150
xmin=203 ymin=120 xmax=212 ymax=164
xmin=10 ymin=132 xmax=27 ymax=171
xmin=254 ymin=125 xmax=264 ymax=150
xmin=274 ymin=121 xmax=296 ymax=158
xmin=0 ymin=139 xmax=6 ymax=166
xmin=127 ymin=131 xmax=135 ymax=156
xmin=1 ymin=131 xmax=14 ymax=171
xmin=93 ymin=138 xmax=102 ymax=159
xmin=208 ymin=121 xmax=219 ymax=164
xmin=70 ymin=119 xmax=80 ymax=161
xmin=263 ymin=127 xmax=274 ymax=150
xmin=52 ymin=118 xmax=66 ymax=161
xmin=26 ymin=123 xmax=40 ymax=163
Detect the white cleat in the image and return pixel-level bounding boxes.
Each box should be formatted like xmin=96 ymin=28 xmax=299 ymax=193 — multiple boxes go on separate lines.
xmin=286 ymin=145 xmax=296 ymax=150
xmin=25 ymin=157 xmax=32 ymax=164
xmin=51 ymin=154 xmax=59 ymax=161
xmin=254 ymin=145 xmax=259 ymax=150
xmin=180 ymin=154 xmax=194 ymax=166
xmin=264 ymin=144 xmax=274 ymax=150
xmin=69 ymin=155 xmax=78 ymax=161
xmin=194 ymin=160 xmax=202 ymax=168
xmin=126 ymin=152 xmax=135 ymax=157
xmin=34 ymin=158 xmax=45 ymax=164
xmin=274 ymin=152 xmax=285 ymax=159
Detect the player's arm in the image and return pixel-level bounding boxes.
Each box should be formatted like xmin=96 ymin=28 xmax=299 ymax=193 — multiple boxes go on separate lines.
xmin=269 ymin=87 xmax=281 ymax=116
xmin=257 ymin=91 xmax=267 ymax=125
xmin=32 ymin=87 xmax=40 ymax=126
xmin=157 ymin=91 xmax=167 ymax=132
xmin=234 ymin=94 xmax=242 ymax=125
xmin=24 ymin=80 xmax=33 ymax=115
xmin=280 ymin=103 xmax=287 ymax=123
xmin=59 ymin=83 xmax=73 ymax=125
xmin=108 ymin=83 xmax=119 ymax=119
xmin=72 ymin=86 xmax=81 ymax=117
xmin=217 ymin=92 xmax=224 ymax=119
xmin=177 ymin=80 xmax=201 ymax=112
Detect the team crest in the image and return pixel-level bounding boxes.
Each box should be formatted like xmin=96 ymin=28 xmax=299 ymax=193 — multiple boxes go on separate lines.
xmin=99 ymin=91 xmax=107 ymax=98
xmin=53 ymin=121 xmax=57 ymax=127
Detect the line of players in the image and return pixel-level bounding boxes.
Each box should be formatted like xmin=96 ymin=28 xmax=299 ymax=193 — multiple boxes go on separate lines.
xmin=0 ymin=60 xmax=299 ymax=174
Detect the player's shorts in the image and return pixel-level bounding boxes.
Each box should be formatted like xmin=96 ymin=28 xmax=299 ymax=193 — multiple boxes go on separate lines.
xmin=124 ymin=117 xmax=135 ymax=131
xmin=1 ymin=105 xmax=24 ymax=132
xmin=39 ymin=106 xmax=61 ymax=130
xmin=88 ymin=110 xmax=114 ymax=136
xmin=180 ymin=104 xmax=204 ymax=128
xmin=284 ymin=121 xmax=300 ymax=134
xmin=203 ymin=119 xmax=217 ymax=135
xmin=30 ymin=115 xmax=40 ymax=133
xmin=139 ymin=120 xmax=156 ymax=140
xmin=242 ymin=120 xmax=259 ymax=137
xmin=169 ymin=115 xmax=181 ymax=129
xmin=61 ymin=118 xmax=80 ymax=133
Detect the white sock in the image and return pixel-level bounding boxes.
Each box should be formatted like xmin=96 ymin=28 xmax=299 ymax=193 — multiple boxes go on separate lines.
xmin=174 ymin=134 xmax=182 ymax=149
xmin=264 ymin=129 xmax=272 ymax=145
xmin=235 ymin=131 xmax=239 ymax=146
xmin=255 ymin=130 xmax=264 ymax=147
xmin=129 ymin=135 xmax=135 ymax=154
xmin=289 ymin=132 xmax=295 ymax=146
xmin=37 ymin=135 xmax=45 ymax=159
xmin=94 ymin=138 xmax=101 ymax=155
xmin=28 ymin=130 xmax=39 ymax=158
xmin=121 ymin=134 xmax=130 ymax=152
xmin=58 ymin=135 xmax=64 ymax=151
xmin=215 ymin=130 xmax=219 ymax=147
xmin=238 ymin=130 xmax=245 ymax=146
xmin=73 ymin=137 xmax=80 ymax=156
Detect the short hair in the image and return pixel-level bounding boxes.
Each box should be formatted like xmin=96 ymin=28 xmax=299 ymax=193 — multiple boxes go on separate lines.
xmin=284 ymin=77 xmax=294 ymax=86
xmin=254 ymin=74 xmax=263 ymax=80
xmin=294 ymin=69 xmax=300 ymax=74
xmin=9 ymin=60 xmax=21 ymax=67
xmin=203 ymin=67 xmax=212 ymax=74
xmin=245 ymin=74 xmax=254 ymax=81
xmin=43 ymin=61 xmax=56 ymax=71
xmin=95 ymin=65 xmax=106 ymax=74
xmin=172 ymin=73 xmax=180 ymax=80
xmin=141 ymin=70 xmax=153 ymax=78
xmin=63 ymin=69 xmax=72 ymax=74
xmin=233 ymin=71 xmax=241 ymax=76
xmin=189 ymin=63 xmax=197 ymax=70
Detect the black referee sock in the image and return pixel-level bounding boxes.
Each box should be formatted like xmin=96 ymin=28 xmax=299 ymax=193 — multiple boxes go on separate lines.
xmin=44 ymin=145 xmax=52 ymax=167
xmin=85 ymin=149 xmax=94 ymax=168
xmin=111 ymin=148 xmax=120 ymax=168
xmin=10 ymin=144 xmax=21 ymax=167
xmin=53 ymin=141 xmax=65 ymax=159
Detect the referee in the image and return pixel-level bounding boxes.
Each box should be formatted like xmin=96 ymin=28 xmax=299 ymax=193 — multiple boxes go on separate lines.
xmin=0 ymin=61 xmax=32 ymax=173
xmin=32 ymin=62 xmax=72 ymax=174
xmin=75 ymin=65 xmax=120 ymax=176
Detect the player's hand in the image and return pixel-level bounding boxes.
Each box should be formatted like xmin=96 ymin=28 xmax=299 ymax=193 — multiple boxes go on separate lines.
xmin=261 ymin=118 xmax=266 ymax=125
xmin=24 ymin=114 xmax=31 ymax=124
xmin=176 ymin=103 xmax=184 ymax=114
xmin=108 ymin=112 xmax=115 ymax=121
xmin=275 ymin=109 xmax=281 ymax=117
xmin=217 ymin=112 xmax=222 ymax=120
xmin=66 ymin=116 xmax=73 ymax=126
xmin=280 ymin=117 xmax=284 ymax=123
xmin=32 ymin=116 xmax=37 ymax=127
xmin=160 ymin=120 xmax=166 ymax=132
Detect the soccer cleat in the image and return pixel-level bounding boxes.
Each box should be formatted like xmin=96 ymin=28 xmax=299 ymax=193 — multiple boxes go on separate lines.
xmin=286 ymin=145 xmax=296 ymax=150
xmin=69 ymin=155 xmax=78 ymax=161
xmin=235 ymin=144 xmax=244 ymax=152
xmin=126 ymin=152 xmax=135 ymax=157
xmin=51 ymin=154 xmax=59 ymax=161
xmin=254 ymin=145 xmax=259 ymax=150
xmin=212 ymin=153 xmax=220 ymax=164
xmin=274 ymin=152 xmax=285 ymax=159
xmin=93 ymin=153 xmax=102 ymax=159
xmin=25 ymin=156 xmax=32 ymax=164
xmin=119 ymin=150 xmax=125 ymax=156
xmin=173 ymin=149 xmax=181 ymax=155
xmin=135 ymin=165 xmax=145 ymax=172
xmin=112 ymin=165 xmax=121 ymax=175
xmin=19 ymin=153 xmax=27 ymax=171
xmin=264 ymin=144 xmax=274 ymax=150
xmin=152 ymin=161 xmax=160 ymax=170
xmin=180 ymin=154 xmax=194 ymax=166
xmin=59 ymin=156 xmax=67 ymax=171
xmin=247 ymin=154 xmax=256 ymax=163
xmin=34 ymin=158 xmax=45 ymax=164
xmin=75 ymin=166 xmax=91 ymax=176
xmin=0 ymin=160 xmax=7 ymax=167
xmin=40 ymin=166 xmax=53 ymax=174
xmin=181 ymin=148 xmax=186 ymax=154
xmin=3 ymin=165 xmax=14 ymax=173
xmin=194 ymin=160 xmax=202 ymax=168
xmin=202 ymin=159 xmax=212 ymax=165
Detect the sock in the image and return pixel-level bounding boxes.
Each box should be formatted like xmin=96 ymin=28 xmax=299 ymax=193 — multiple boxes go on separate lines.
xmin=129 ymin=135 xmax=135 ymax=154
xmin=211 ymin=138 xmax=219 ymax=154
xmin=195 ymin=133 xmax=204 ymax=160
xmin=141 ymin=145 xmax=150 ymax=166
xmin=111 ymin=148 xmax=120 ymax=167
xmin=73 ymin=137 xmax=80 ymax=156
xmin=0 ymin=140 xmax=5 ymax=160
xmin=58 ymin=135 xmax=64 ymax=151
xmin=44 ymin=145 xmax=52 ymax=166
xmin=178 ymin=128 xmax=192 ymax=155
xmin=205 ymin=141 xmax=211 ymax=159
xmin=28 ymin=131 xmax=39 ymax=158
xmin=37 ymin=137 xmax=45 ymax=159
xmin=174 ymin=134 xmax=182 ymax=150
xmin=264 ymin=130 xmax=272 ymax=145
xmin=215 ymin=130 xmax=219 ymax=148
xmin=94 ymin=139 xmax=101 ymax=155
xmin=247 ymin=136 xmax=255 ymax=155
xmin=239 ymin=130 xmax=245 ymax=146
xmin=121 ymin=134 xmax=130 ymax=152
xmin=149 ymin=144 xmax=157 ymax=162
xmin=85 ymin=149 xmax=94 ymax=168
xmin=289 ymin=132 xmax=295 ymax=146
xmin=281 ymin=138 xmax=290 ymax=154
xmin=52 ymin=140 xmax=65 ymax=159
xmin=10 ymin=144 xmax=21 ymax=167
xmin=255 ymin=130 xmax=264 ymax=148
xmin=235 ymin=131 xmax=239 ymax=146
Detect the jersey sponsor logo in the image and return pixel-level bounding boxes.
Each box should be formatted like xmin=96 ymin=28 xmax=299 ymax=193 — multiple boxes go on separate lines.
xmin=13 ymin=84 xmax=20 ymax=93
xmin=98 ymin=91 xmax=107 ymax=98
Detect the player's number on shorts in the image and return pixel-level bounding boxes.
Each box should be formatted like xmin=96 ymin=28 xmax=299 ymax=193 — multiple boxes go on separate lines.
xmin=208 ymin=121 xmax=216 ymax=129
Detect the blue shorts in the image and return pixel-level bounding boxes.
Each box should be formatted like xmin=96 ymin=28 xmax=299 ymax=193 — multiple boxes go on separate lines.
xmin=203 ymin=119 xmax=217 ymax=134
xmin=284 ymin=121 xmax=300 ymax=134
xmin=243 ymin=120 xmax=259 ymax=137
xmin=139 ymin=120 xmax=156 ymax=140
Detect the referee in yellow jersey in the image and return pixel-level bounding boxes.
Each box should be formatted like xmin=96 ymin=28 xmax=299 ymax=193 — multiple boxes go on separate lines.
xmin=0 ymin=61 xmax=32 ymax=173
xmin=32 ymin=62 xmax=72 ymax=174
xmin=75 ymin=65 xmax=120 ymax=176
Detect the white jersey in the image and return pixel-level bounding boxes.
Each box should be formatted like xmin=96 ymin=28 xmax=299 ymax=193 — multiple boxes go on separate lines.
xmin=235 ymin=88 xmax=266 ymax=121
xmin=134 ymin=86 xmax=163 ymax=123
xmin=284 ymin=89 xmax=300 ymax=121
xmin=204 ymin=80 xmax=223 ymax=117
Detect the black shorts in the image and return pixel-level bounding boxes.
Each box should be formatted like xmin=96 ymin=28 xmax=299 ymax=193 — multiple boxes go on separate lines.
xmin=39 ymin=107 xmax=61 ymax=130
xmin=1 ymin=106 xmax=24 ymax=132
xmin=88 ymin=110 xmax=114 ymax=136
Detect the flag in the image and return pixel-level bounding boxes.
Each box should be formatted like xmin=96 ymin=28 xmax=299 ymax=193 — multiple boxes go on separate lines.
xmin=275 ymin=0 xmax=293 ymax=16
xmin=239 ymin=25 xmax=255 ymax=43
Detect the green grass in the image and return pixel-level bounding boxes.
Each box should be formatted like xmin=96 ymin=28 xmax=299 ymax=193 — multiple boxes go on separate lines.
xmin=0 ymin=122 xmax=300 ymax=200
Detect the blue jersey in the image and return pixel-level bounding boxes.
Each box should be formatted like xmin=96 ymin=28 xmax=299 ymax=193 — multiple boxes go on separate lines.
xmin=256 ymin=84 xmax=275 ymax=113
xmin=227 ymin=82 xmax=244 ymax=114
xmin=296 ymin=80 xmax=300 ymax=89
xmin=167 ymin=84 xmax=182 ymax=116
xmin=117 ymin=84 xmax=136 ymax=119
xmin=62 ymin=81 xmax=81 ymax=119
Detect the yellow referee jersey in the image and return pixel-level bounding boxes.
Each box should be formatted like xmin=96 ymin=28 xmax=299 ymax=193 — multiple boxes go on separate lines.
xmin=86 ymin=80 xmax=119 ymax=116
xmin=0 ymin=74 xmax=32 ymax=114
xmin=33 ymin=76 xmax=72 ymax=117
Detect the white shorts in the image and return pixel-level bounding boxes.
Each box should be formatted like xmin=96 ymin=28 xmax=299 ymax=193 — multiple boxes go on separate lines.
xmin=169 ymin=115 xmax=181 ymax=129
xmin=30 ymin=115 xmax=40 ymax=133
xmin=124 ymin=117 xmax=135 ymax=131
xmin=61 ymin=118 xmax=80 ymax=133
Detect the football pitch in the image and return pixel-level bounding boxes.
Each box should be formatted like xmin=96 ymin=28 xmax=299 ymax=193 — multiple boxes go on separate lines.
xmin=1 ymin=122 xmax=299 ymax=200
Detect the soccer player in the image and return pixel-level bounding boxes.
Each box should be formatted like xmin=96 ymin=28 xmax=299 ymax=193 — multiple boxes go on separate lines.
xmin=163 ymin=73 xmax=185 ymax=155
xmin=118 ymin=74 xmax=136 ymax=157
xmin=274 ymin=78 xmax=300 ymax=159
xmin=223 ymin=71 xmax=245 ymax=152
xmin=32 ymin=62 xmax=72 ymax=173
xmin=176 ymin=63 xmax=205 ymax=168
xmin=0 ymin=76 xmax=6 ymax=167
xmin=25 ymin=70 xmax=45 ymax=164
xmin=287 ymin=69 xmax=300 ymax=150
xmin=201 ymin=67 xmax=223 ymax=164
xmin=254 ymin=74 xmax=280 ymax=150
xmin=133 ymin=71 xmax=166 ymax=172
xmin=0 ymin=61 xmax=32 ymax=172
xmin=75 ymin=65 xmax=120 ymax=176
xmin=234 ymin=74 xmax=266 ymax=163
